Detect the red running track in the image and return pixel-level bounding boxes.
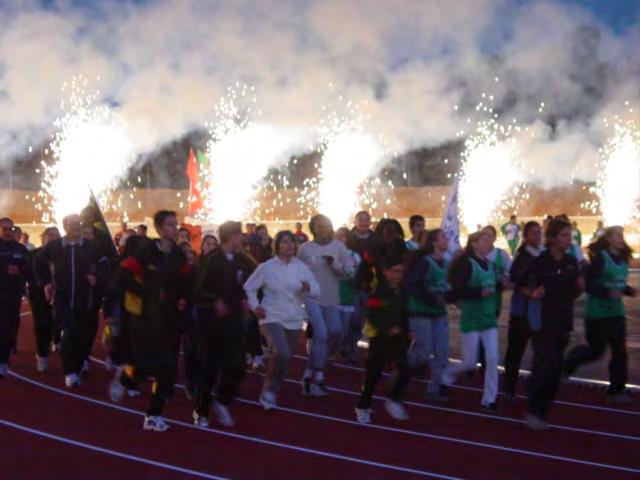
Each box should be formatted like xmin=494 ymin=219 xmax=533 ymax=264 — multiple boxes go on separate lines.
xmin=1 ymin=311 xmax=639 ymax=479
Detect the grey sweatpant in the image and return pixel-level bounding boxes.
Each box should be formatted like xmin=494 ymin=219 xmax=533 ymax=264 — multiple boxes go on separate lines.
xmin=261 ymin=322 xmax=300 ymax=394
xmin=408 ymin=315 xmax=449 ymax=395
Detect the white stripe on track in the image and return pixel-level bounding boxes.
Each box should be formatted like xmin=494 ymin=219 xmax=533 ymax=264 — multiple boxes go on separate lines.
xmin=293 ymin=354 xmax=640 ymax=416
xmin=7 ymin=370 xmax=460 ymax=480
xmin=93 ymin=356 xmax=640 ymax=474
xmin=0 ymin=417 xmax=229 ymax=480
xmin=274 ymin=374 xmax=639 ymax=442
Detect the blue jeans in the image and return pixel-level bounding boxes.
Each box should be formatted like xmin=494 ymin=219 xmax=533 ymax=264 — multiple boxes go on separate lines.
xmin=305 ymin=302 xmax=342 ymax=371
xmin=408 ymin=315 xmax=449 ymax=395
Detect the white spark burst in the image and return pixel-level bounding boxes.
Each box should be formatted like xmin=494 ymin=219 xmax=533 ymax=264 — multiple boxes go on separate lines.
xmin=204 ymin=83 xmax=292 ymax=224
xmin=597 ymin=118 xmax=640 ymax=226
xmin=458 ymin=107 xmax=523 ymax=232
xmin=41 ymin=76 xmax=134 ymax=224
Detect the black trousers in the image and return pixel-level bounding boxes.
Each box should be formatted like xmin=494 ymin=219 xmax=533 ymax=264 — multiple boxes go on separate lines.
xmin=109 ymin=315 xmax=134 ymax=366
xmin=60 ymin=309 xmax=99 ymax=374
xmin=196 ymin=317 xmax=246 ymax=415
xmin=245 ymin=315 xmax=263 ymax=358
xmin=503 ymin=315 xmax=531 ymax=396
xmin=30 ymin=291 xmax=59 ymax=358
xmin=565 ymin=316 xmax=627 ymax=394
xmin=357 ymin=338 xmax=411 ymax=410
xmin=528 ymin=331 xmax=569 ymax=418
xmin=0 ymin=295 xmax=21 ymax=364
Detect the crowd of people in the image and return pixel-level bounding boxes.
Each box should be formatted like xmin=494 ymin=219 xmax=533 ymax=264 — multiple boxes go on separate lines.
xmin=0 ymin=209 xmax=636 ymax=433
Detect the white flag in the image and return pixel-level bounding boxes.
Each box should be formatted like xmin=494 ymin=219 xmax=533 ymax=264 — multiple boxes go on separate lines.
xmin=440 ymin=177 xmax=462 ymax=255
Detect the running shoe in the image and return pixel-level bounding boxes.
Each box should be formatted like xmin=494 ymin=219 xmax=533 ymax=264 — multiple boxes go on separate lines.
xmin=213 ymin=402 xmax=235 ymax=427
xmin=143 ymin=416 xmax=171 ymax=432
xmin=385 ymin=400 xmax=410 ymax=420
xmin=64 ymin=373 xmax=80 ymax=388
xmin=355 ymin=407 xmax=372 ymax=424
xmin=36 ymin=355 xmax=49 ymax=373
xmin=301 ymin=377 xmax=313 ymax=396
xmin=192 ymin=411 xmax=210 ymax=428
xmin=108 ymin=373 xmax=126 ymax=402
xmin=524 ymin=413 xmax=549 ymax=431
xmin=0 ymin=364 xmax=7 ymax=378
xmin=259 ymin=391 xmax=277 ymax=411
xmin=310 ymin=383 xmax=330 ymax=397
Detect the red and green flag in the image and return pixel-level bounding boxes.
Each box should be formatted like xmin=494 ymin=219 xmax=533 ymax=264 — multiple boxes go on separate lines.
xmin=185 ymin=148 xmax=210 ymax=216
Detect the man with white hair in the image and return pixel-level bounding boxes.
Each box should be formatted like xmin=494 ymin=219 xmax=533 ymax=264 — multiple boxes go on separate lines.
xmin=38 ymin=214 xmax=103 ymax=388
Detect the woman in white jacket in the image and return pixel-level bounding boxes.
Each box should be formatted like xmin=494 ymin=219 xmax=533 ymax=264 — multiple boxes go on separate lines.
xmin=244 ymin=230 xmax=320 ymax=410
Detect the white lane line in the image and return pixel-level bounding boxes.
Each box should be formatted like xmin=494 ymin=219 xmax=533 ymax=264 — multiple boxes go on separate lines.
xmin=102 ymin=357 xmax=640 ymax=474
xmin=273 ymin=375 xmax=639 ymax=442
xmin=0 ymin=418 xmax=228 ymax=480
xmin=293 ymin=354 xmax=640 ymax=416
xmin=7 ymin=370 xmax=459 ymax=480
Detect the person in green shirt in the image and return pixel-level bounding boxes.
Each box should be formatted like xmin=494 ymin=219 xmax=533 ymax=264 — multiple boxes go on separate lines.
xmin=441 ymin=230 xmax=499 ymax=411
xmin=564 ymin=226 xmax=637 ymax=404
xmin=335 ymin=227 xmax=362 ymax=365
xmin=501 ymin=215 xmax=520 ymax=256
xmin=405 ymin=228 xmax=452 ymax=402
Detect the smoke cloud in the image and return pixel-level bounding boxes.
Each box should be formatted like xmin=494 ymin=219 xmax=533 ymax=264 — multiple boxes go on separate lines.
xmin=0 ymin=0 xmax=638 ymax=187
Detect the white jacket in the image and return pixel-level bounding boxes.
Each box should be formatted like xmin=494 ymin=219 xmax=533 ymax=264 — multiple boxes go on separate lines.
xmin=243 ymin=256 xmax=320 ymax=330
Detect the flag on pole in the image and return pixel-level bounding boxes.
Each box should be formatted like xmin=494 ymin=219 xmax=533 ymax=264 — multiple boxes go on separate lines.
xmin=186 ymin=148 xmax=210 ymax=217
xmin=440 ymin=177 xmax=462 ymax=256
xmin=83 ymin=189 xmax=118 ymax=258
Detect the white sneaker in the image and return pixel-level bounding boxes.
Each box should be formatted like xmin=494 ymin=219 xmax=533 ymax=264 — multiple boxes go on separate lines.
xmin=251 ymin=355 xmax=265 ymax=371
xmin=355 ymin=407 xmax=372 ymax=424
xmin=64 ymin=373 xmax=80 ymax=388
xmin=104 ymin=356 xmax=115 ymax=372
xmin=193 ymin=410 xmax=210 ymax=428
xmin=80 ymin=360 xmax=90 ymax=376
xmin=385 ymin=400 xmax=410 ymax=421
xmin=126 ymin=388 xmax=141 ymax=398
xmin=213 ymin=402 xmax=235 ymax=427
xmin=108 ymin=373 xmax=126 ymax=402
xmin=525 ymin=413 xmax=549 ymax=431
xmin=309 ymin=383 xmax=329 ymax=397
xmin=143 ymin=415 xmax=170 ymax=432
xmin=259 ymin=391 xmax=277 ymax=411
xmin=36 ymin=355 xmax=49 ymax=373
xmin=0 ymin=364 xmax=7 ymax=378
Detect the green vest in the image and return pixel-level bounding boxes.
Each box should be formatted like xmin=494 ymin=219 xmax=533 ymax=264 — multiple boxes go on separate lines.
xmin=585 ymin=251 xmax=628 ymax=318
xmin=567 ymin=244 xmax=579 ymax=259
xmin=460 ymin=258 xmax=497 ymax=333
xmin=408 ymin=255 xmax=449 ymax=317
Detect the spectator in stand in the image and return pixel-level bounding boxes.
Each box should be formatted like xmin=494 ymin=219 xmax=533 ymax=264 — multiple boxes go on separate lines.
xmin=201 ymin=234 xmax=219 ymax=257
xmin=406 ymin=215 xmax=425 ymax=251
xmin=136 ymin=224 xmax=148 ymax=237
xmin=294 ymin=222 xmax=309 ymax=245
xmin=178 ymin=227 xmax=191 ymax=245
xmin=20 ymin=231 xmax=36 ymax=252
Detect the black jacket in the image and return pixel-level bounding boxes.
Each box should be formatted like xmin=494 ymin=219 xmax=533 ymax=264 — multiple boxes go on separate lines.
xmin=521 ymin=249 xmax=582 ymax=333
xmin=347 ymin=229 xmax=381 ymax=291
xmin=0 ymin=239 xmax=33 ymax=308
xmin=405 ymin=255 xmax=451 ymax=307
xmin=367 ymin=283 xmax=410 ymax=343
xmin=37 ymin=237 xmax=104 ymax=315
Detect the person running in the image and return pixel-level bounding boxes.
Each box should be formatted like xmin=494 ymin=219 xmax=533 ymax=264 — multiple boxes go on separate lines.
xmin=406 ymin=215 xmax=426 ymax=251
xmin=38 ymin=214 xmax=103 ymax=388
xmin=244 ymin=230 xmax=320 ymax=410
xmin=179 ymin=241 xmax=199 ymax=400
xmin=346 ymin=211 xmax=381 ymax=358
xmin=334 ymin=227 xmax=361 ymax=364
xmin=503 ymin=221 xmax=543 ymax=400
xmin=405 ymin=228 xmax=452 ymax=402
xmin=522 ymin=218 xmax=584 ymax=430
xmin=294 ymin=222 xmax=309 ymax=245
xmin=135 ymin=224 xmax=148 ymax=237
xmin=20 ymin=232 xmax=36 ymax=252
xmin=248 ymin=224 xmax=273 ymax=264
xmin=29 ymin=226 xmax=61 ymax=373
xmin=298 ymin=214 xmax=351 ymax=396
xmin=564 ymin=226 xmax=636 ymax=404
xmin=355 ymin=256 xmax=412 ymax=424
xmin=483 ymin=225 xmax=512 ymax=316
xmin=113 ymin=220 xmax=128 ymax=247
xmin=0 ymin=217 xmax=33 ymax=377
xmin=442 ymin=231 xmax=499 ymax=411
xmin=501 ymin=215 xmax=521 ymax=256
xmin=374 ymin=219 xmax=407 ymax=282
xmin=108 ymin=211 xmax=190 ymax=432
xmin=193 ymin=221 xmax=256 ymax=428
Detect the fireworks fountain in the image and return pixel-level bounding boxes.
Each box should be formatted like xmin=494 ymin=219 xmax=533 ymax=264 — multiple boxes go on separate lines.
xmin=316 ymin=95 xmax=389 ymax=227
xmin=596 ymin=113 xmax=640 ymax=227
xmin=203 ymin=83 xmax=294 ymax=224
xmin=39 ymin=76 xmax=135 ymax=224
xmin=458 ymin=97 xmax=524 ymax=232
